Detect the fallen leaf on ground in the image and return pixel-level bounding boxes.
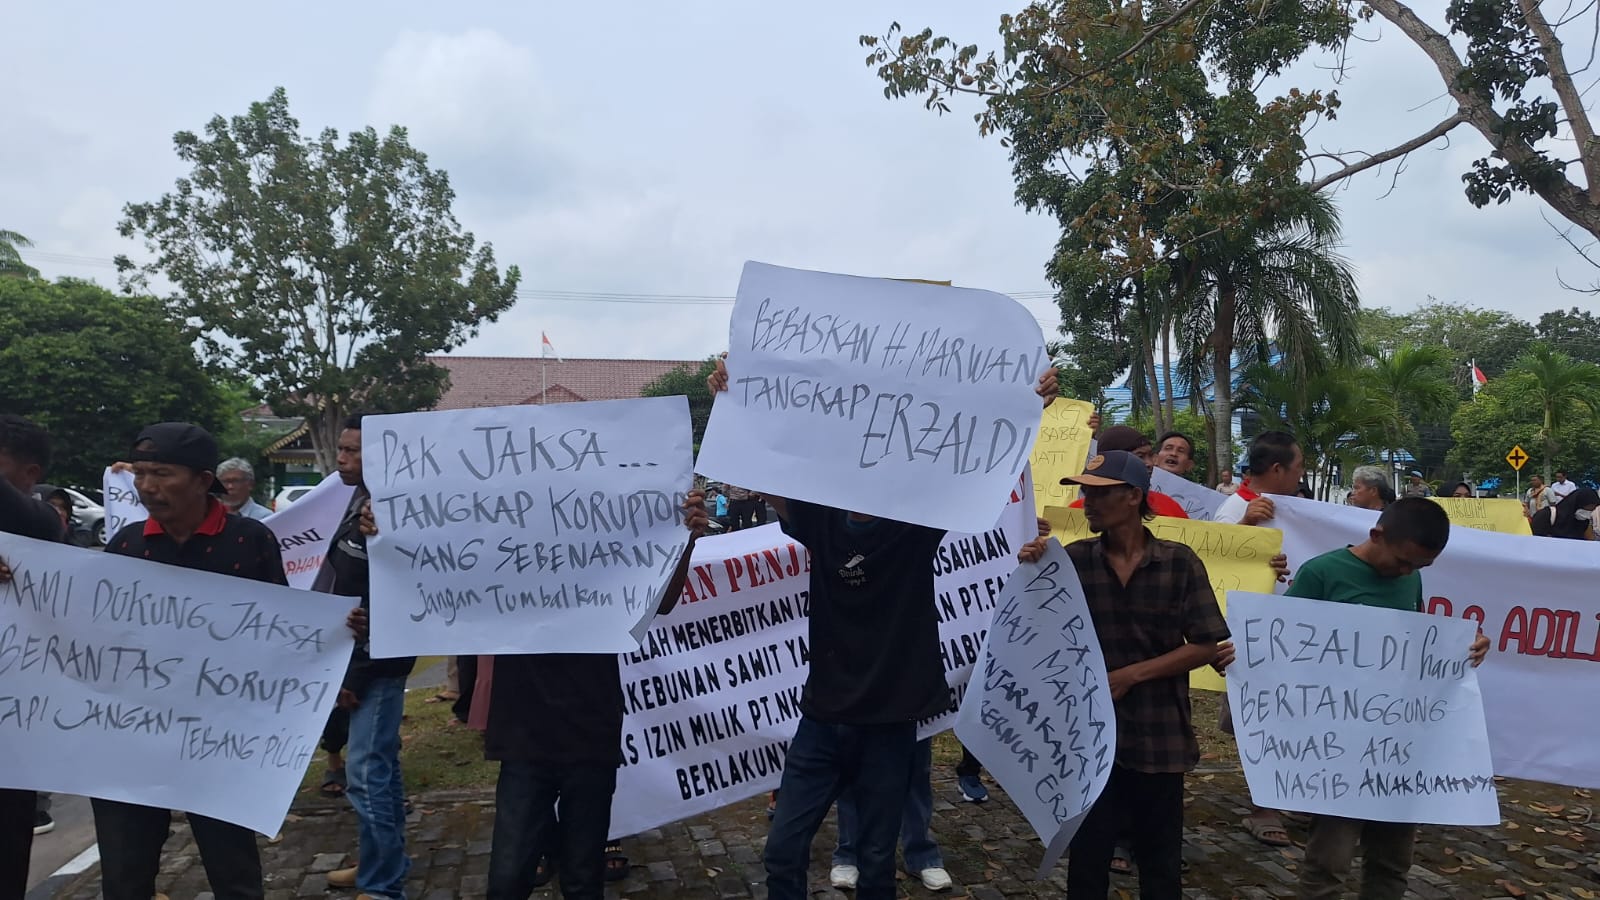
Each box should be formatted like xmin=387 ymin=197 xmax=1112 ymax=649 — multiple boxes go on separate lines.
xmin=1494 ymin=879 xmax=1526 ymax=898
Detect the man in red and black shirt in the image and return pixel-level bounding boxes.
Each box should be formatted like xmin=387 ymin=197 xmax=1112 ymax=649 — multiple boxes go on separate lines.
xmin=1067 ymin=426 xmax=1190 ymax=518
xmin=98 ymin=423 xmax=286 ymax=900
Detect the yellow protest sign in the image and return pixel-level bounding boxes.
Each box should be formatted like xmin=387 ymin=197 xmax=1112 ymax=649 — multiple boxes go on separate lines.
xmin=1431 ymin=497 xmax=1532 ymax=535
xmin=1029 ymin=398 xmax=1095 ymax=514
xmin=1042 ymin=506 xmax=1282 ymax=691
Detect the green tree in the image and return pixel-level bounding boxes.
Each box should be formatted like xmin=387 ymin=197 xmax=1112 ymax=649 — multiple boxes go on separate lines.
xmin=1538 ymin=307 xmax=1600 ymax=366
xmin=0 ymin=278 xmax=233 ymax=486
xmin=1172 ymin=196 xmax=1361 ymax=483
xmin=641 ymin=357 xmax=720 ymax=451
xmin=0 ymin=230 xmax=38 ymax=279
xmin=1361 ymin=343 xmax=1459 ymax=477
xmin=116 ymin=88 xmax=521 ymax=472
xmin=1236 ymin=362 xmax=1403 ymax=501
xmin=1449 ymin=374 xmax=1600 ymax=488
xmin=1508 ymin=344 xmax=1600 ymax=480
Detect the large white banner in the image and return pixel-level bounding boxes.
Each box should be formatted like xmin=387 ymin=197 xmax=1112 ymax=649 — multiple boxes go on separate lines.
xmin=609 ymin=484 xmax=1036 ymax=838
xmin=263 ymin=475 xmax=356 ymax=589
xmin=364 ymin=397 xmax=694 ymax=658
xmin=1270 ymin=495 xmax=1600 ymax=788
xmin=102 ymin=467 xmax=145 ymax=537
xmin=0 ymin=533 xmax=354 ymax=835
xmin=1224 ymin=590 xmax=1498 ymax=825
xmin=955 ymin=538 xmax=1115 ymax=877
xmin=696 ymin=261 xmax=1048 ymax=533
xmin=1150 ymin=467 xmax=1226 ymax=521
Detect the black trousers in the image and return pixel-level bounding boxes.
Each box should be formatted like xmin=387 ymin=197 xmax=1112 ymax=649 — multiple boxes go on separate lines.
xmin=321 ymin=705 xmax=350 ymax=755
xmin=1065 ymin=766 xmax=1184 ymax=900
xmin=487 ymin=761 xmax=616 ymax=900
xmin=92 ymin=798 xmax=263 ymax=900
xmin=955 ymin=746 xmax=982 ymax=778
xmin=729 ymin=499 xmax=761 ymax=530
xmin=453 ymin=655 xmax=478 ymax=724
xmin=0 ymin=788 xmax=34 ymax=900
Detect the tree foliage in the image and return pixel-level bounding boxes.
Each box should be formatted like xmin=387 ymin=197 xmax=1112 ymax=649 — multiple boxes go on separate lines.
xmin=0 ymin=230 xmax=38 ymax=279
xmin=1507 ymin=343 xmax=1600 ymax=479
xmin=1449 ymin=371 xmax=1600 ymax=486
xmin=116 ymin=88 xmax=521 ymax=471
xmin=0 ymin=278 xmax=236 ymax=486
xmin=641 ymin=357 xmax=720 ymax=451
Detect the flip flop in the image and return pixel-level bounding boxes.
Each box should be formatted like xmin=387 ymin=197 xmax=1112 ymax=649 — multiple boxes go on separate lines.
xmin=320 ymin=769 xmax=346 ymax=797
xmin=1242 ymin=813 xmax=1292 ymax=847
xmin=532 ymin=854 xmax=554 ymax=888
xmin=425 ymin=691 xmax=460 ymax=704
xmin=1109 ymin=845 xmax=1133 ymax=875
xmin=604 ymin=842 xmax=628 ymax=882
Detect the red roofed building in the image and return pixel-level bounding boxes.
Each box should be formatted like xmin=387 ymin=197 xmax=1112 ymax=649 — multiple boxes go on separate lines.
xmin=427 ymin=356 xmax=701 ymax=408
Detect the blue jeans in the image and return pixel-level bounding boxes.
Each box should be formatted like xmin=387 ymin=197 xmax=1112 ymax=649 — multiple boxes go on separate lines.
xmin=346 ymin=675 xmax=410 ymax=899
xmin=833 ymin=737 xmax=942 ymax=872
xmin=765 ymin=716 xmax=917 ymax=900
xmin=487 ymin=761 xmax=617 ymax=900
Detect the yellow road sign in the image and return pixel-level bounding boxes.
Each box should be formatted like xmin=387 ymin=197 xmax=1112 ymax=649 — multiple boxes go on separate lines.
xmin=1506 ymin=445 xmax=1529 ymax=471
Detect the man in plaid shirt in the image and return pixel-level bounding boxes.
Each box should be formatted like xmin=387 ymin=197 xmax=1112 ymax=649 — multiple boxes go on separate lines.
xmin=1020 ymin=450 xmax=1230 ymax=899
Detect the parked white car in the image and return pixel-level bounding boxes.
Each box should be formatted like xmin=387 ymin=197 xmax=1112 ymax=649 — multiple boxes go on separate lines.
xmin=273 ymin=485 xmax=316 ymax=509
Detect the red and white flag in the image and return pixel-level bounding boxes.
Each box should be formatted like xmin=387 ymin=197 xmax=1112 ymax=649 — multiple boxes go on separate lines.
xmin=1472 ymin=360 xmax=1487 ymax=395
xmin=541 ymin=331 xmax=562 ymax=362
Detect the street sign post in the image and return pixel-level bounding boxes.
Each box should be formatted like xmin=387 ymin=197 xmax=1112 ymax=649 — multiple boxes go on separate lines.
xmin=1507 ymin=444 xmax=1529 ymax=498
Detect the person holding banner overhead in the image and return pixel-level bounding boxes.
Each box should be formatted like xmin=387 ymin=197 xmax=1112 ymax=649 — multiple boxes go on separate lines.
xmin=0 ymin=415 xmax=70 ymax=899
xmin=94 ymin=423 xmax=286 ymax=900
xmin=708 ymin=356 xmax=1059 ymax=900
xmin=1214 ymin=498 xmax=1490 ymax=900
xmin=1016 ymin=450 xmax=1230 ymax=900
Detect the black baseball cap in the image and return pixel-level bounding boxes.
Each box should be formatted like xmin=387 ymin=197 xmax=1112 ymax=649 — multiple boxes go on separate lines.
xmin=1062 ymin=450 xmax=1151 ymax=492
xmin=129 ymin=423 xmax=226 ymax=492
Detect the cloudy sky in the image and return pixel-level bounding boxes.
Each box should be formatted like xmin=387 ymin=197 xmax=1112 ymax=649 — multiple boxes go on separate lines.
xmin=3 ymin=3 xmax=1591 ymax=366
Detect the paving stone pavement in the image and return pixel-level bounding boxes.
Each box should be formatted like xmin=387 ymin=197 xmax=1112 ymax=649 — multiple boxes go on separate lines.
xmin=50 ymin=766 xmax=1600 ymax=899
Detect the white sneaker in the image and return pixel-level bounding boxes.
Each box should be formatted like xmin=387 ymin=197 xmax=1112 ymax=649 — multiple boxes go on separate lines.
xmin=918 ymin=867 xmax=954 ymax=891
xmin=829 ymin=864 xmax=860 ymax=889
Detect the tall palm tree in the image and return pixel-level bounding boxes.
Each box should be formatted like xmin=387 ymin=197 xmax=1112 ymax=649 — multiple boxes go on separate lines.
xmin=1363 ymin=343 xmax=1458 ymax=483
xmin=1511 ymin=343 xmax=1600 ymax=479
xmin=0 ymin=230 xmax=38 ymax=279
xmin=1171 ymin=194 xmax=1362 ymax=483
xmin=1236 ymin=361 xmax=1403 ymax=500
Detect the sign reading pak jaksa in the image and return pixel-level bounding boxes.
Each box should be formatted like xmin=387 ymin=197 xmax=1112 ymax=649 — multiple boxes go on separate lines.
xmin=1224 ymin=591 xmax=1498 ymax=826
xmin=0 ymin=532 xmax=354 ymax=836
xmin=364 ymin=396 xmax=695 ymax=658
xmin=695 ymin=262 xmax=1049 ymax=532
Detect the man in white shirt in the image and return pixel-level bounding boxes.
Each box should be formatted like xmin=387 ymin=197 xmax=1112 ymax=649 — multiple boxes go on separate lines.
xmin=1525 ymin=474 xmax=1551 ymax=518
xmin=1551 ymin=470 xmax=1579 ymax=505
xmin=216 ymin=457 xmax=273 ymax=520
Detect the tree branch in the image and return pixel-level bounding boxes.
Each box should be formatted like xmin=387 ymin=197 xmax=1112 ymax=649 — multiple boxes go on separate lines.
xmin=1307 ymin=112 xmax=1466 ymax=191
xmin=1518 ymin=0 xmax=1600 ymax=201
xmin=1366 ymin=0 xmax=1600 ymax=236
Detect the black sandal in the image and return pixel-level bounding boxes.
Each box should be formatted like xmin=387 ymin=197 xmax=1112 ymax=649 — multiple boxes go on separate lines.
xmin=532 ymin=854 xmax=553 ymax=888
xmin=604 ymin=842 xmax=628 ymax=882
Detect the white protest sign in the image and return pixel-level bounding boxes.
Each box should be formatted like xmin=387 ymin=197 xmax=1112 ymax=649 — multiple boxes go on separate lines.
xmin=1271 ymin=495 xmax=1600 ymax=789
xmin=1150 ymin=467 xmax=1226 ymax=521
xmin=608 ymin=478 xmax=1036 ymax=838
xmin=263 ymin=475 xmax=356 ymax=590
xmin=102 ymin=467 xmax=146 ymax=536
xmin=955 ymin=538 xmax=1115 ymax=877
xmin=1224 ymin=590 xmax=1498 ymax=825
xmin=364 ymin=396 xmax=694 ymax=658
xmin=0 ymin=533 xmax=354 ymax=835
xmin=696 ymin=261 xmax=1048 ymax=533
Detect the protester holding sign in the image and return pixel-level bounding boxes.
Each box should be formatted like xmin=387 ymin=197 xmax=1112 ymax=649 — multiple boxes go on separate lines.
xmin=1017 ymin=450 xmax=1230 ymax=900
xmin=312 ymin=414 xmax=416 ymax=899
xmin=707 ymin=355 xmax=1057 ymax=900
xmin=1066 ymin=427 xmax=1189 ymax=518
xmin=1217 ymin=498 xmax=1491 ymax=900
xmin=96 ymin=423 xmax=289 ymax=900
xmin=1211 ymin=429 xmax=1305 ymax=847
xmin=0 ymin=415 xmax=67 ymax=898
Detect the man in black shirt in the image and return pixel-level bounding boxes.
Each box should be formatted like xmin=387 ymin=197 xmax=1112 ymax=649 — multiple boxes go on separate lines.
xmin=314 ymin=414 xmax=415 ymax=899
xmin=96 ymin=423 xmax=286 ymax=900
xmin=0 ymin=414 xmax=67 ymax=900
xmin=706 ymin=357 xmax=1058 ymax=900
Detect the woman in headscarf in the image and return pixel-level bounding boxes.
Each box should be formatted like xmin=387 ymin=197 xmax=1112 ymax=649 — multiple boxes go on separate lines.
xmin=1531 ymin=487 xmax=1598 ymax=539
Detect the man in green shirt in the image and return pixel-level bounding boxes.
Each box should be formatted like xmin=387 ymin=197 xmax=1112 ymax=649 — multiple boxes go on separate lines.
xmin=1224 ymin=498 xmax=1489 ymax=899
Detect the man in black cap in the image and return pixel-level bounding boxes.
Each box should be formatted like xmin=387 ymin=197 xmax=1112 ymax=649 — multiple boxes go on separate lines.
xmin=0 ymin=414 xmax=68 ymax=899
xmin=1019 ymin=450 xmax=1230 ymax=900
xmin=96 ymin=422 xmax=288 ymax=900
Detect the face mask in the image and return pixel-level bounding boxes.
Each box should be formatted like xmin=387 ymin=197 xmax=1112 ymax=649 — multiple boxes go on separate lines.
xmin=1578 ymin=509 xmax=1594 ymax=522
